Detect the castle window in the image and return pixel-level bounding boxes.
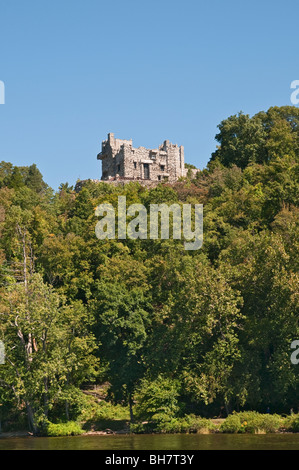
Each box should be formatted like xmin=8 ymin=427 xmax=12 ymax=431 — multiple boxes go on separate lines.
xmin=160 ymin=165 xmax=165 ymax=171
xmin=143 ymin=163 xmax=150 ymax=179
xmin=134 ymin=162 xmax=137 ymax=169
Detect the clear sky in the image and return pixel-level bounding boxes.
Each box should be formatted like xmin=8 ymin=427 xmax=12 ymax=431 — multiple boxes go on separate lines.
xmin=0 ymin=0 xmax=298 ymax=190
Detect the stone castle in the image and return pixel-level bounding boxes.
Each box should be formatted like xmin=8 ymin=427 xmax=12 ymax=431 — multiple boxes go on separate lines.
xmin=97 ymin=133 xmax=198 ymax=183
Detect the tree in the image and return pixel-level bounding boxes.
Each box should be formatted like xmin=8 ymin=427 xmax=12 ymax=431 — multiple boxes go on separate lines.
xmin=210 ymin=112 xmax=267 ymax=169
xmin=210 ymin=106 xmax=299 ymax=170
xmin=0 ymin=274 xmax=98 ymax=432
xmin=145 ymin=252 xmax=243 ymax=412
xmin=134 ymin=375 xmax=180 ymax=422
xmin=91 ymin=257 xmax=152 ymax=421
xmin=220 ymin=228 xmax=299 ymax=411
xmin=0 ymin=161 xmax=14 ymax=189
xmin=25 ymin=164 xmax=48 ymax=194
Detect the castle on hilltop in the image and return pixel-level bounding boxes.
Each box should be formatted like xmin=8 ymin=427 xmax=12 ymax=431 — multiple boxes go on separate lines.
xmin=97 ymin=133 xmax=199 ymax=183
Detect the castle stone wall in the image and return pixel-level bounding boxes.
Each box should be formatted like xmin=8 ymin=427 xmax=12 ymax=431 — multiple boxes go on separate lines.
xmin=97 ymin=133 xmax=190 ymax=183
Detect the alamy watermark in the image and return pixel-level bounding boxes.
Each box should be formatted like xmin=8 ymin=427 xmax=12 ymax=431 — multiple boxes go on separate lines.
xmin=290 ymin=80 xmax=299 ymax=105
xmin=291 ymin=340 xmax=299 ymax=365
xmin=0 ymin=341 xmax=5 ymax=364
xmin=95 ymin=196 xmax=203 ymax=250
xmin=0 ymin=81 xmax=5 ymax=104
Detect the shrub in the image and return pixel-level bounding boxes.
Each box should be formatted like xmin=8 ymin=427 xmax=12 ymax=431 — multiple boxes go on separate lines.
xmin=236 ymin=412 xmax=282 ymax=433
xmin=283 ymin=414 xmax=299 ymax=432
xmin=184 ymin=415 xmax=216 ymax=433
xmin=134 ymin=376 xmax=180 ymax=422
xmin=220 ymin=414 xmax=242 ymax=433
xmin=259 ymin=414 xmax=283 ymax=433
xmin=130 ymin=422 xmax=155 ymax=434
xmin=220 ymin=412 xmax=283 ymax=434
xmin=93 ymin=401 xmax=130 ymax=421
xmin=130 ymin=414 xmax=216 ymax=434
xmin=155 ymin=417 xmax=184 ymax=433
xmin=80 ymin=398 xmax=130 ymax=432
xmin=78 ymin=395 xmax=129 ymax=423
xmin=46 ymin=421 xmax=84 ymax=437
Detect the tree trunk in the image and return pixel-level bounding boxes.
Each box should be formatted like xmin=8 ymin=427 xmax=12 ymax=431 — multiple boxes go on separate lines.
xmin=129 ymin=395 xmax=134 ymax=423
xmin=26 ymin=402 xmax=38 ymax=434
xmin=224 ymin=401 xmax=231 ymax=417
xmin=65 ymin=401 xmax=70 ymax=421
xmin=44 ymin=377 xmax=49 ymax=419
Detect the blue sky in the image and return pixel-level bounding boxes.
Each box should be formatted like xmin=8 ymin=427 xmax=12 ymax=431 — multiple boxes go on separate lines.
xmin=0 ymin=0 xmax=298 ymax=190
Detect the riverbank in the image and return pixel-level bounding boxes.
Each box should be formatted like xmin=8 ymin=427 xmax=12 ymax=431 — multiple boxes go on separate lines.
xmin=0 ymin=431 xmax=33 ymax=438
xmin=2 ymin=412 xmax=299 ymax=438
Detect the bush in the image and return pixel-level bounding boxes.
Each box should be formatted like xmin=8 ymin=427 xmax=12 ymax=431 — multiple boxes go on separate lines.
xmin=134 ymin=376 xmax=180 ymax=422
xmin=237 ymin=412 xmax=282 ymax=433
xmin=130 ymin=414 xmax=216 ymax=434
xmin=46 ymin=421 xmax=84 ymax=437
xmin=135 ymin=375 xmax=179 ymax=421
xmin=93 ymin=401 xmax=130 ymax=421
xmin=130 ymin=422 xmax=155 ymax=434
xmin=183 ymin=415 xmax=216 ymax=433
xmin=220 ymin=412 xmax=283 ymax=434
xmin=80 ymin=398 xmax=130 ymax=432
xmin=220 ymin=414 xmax=242 ymax=433
xmin=283 ymin=414 xmax=299 ymax=432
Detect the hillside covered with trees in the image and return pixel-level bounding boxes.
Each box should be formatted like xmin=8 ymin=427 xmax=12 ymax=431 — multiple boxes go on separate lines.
xmin=0 ymin=106 xmax=298 ymax=434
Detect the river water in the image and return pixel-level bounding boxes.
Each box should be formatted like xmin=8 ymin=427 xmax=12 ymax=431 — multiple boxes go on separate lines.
xmin=0 ymin=433 xmax=299 ymax=450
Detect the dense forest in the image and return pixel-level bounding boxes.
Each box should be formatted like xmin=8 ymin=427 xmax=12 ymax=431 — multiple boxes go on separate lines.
xmin=0 ymin=105 xmax=298 ymax=434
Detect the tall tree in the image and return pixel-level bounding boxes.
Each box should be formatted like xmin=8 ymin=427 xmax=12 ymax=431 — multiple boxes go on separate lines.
xmin=0 ymin=274 xmax=98 ymax=432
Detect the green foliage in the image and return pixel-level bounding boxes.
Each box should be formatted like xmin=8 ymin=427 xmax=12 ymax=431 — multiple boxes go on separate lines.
xmin=0 ymin=274 xmax=98 ymax=432
xmin=286 ymin=419 xmax=299 ymax=432
xmin=220 ymin=412 xmax=283 ymax=434
xmin=185 ymin=163 xmax=197 ymax=169
xmin=220 ymin=414 xmax=242 ymax=433
xmin=134 ymin=375 xmax=180 ymax=422
xmin=79 ymin=396 xmax=130 ymax=423
xmin=130 ymin=415 xmax=215 ymax=434
xmin=91 ymin=257 xmax=152 ymax=410
xmin=283 ymin=414 xmax=299 ymax=432
xmin=210 ymin=106 xmax=299 ymax=169
xmin=46 ymin=421 xmax=84 ymax=437
xmin=0 ymin=105 xmax=298 ymax=433
xmin=0 ymin=161 xmax=48 ymax=193
xmin=155 ymin=415 xmax=216 ymax=434
xmin=80 ymin=398 xmax=130 ymax=432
